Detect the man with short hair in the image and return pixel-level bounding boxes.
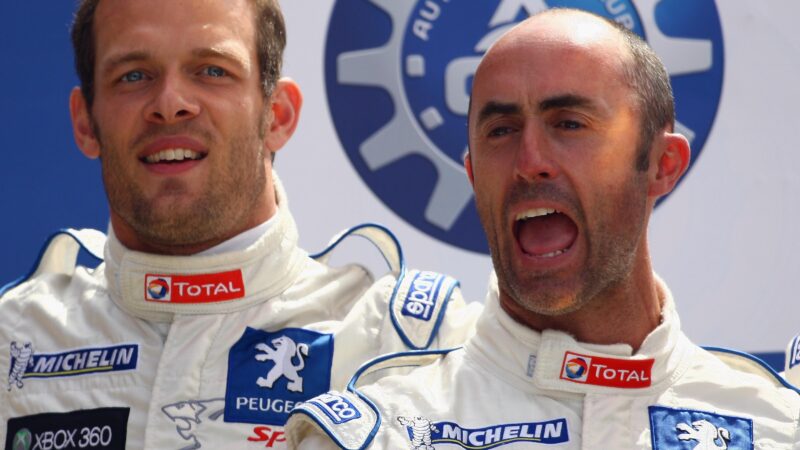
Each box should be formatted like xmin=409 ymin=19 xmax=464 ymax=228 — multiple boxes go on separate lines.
xmin=0 ymin=1 xmax=479 ymax=448
xmin=286 ymin=9 xmax=800 ymax=449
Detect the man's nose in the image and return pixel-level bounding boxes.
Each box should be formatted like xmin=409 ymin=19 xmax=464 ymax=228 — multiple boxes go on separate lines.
xmin=144 ymin=73 xmax=200 ymax=124
xmin=515 ymin=124 xmax=559 ymax=182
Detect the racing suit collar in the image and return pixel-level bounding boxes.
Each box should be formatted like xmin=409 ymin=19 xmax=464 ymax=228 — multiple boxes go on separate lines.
xmin=103 ymin=172 xmax=308 ymax=322
xmin=466 ymin=272 xmax=693 ymax=395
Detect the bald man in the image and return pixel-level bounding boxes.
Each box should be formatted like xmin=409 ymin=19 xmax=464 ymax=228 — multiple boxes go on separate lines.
xmin=285 ymin=9 xmax=800 ymax=449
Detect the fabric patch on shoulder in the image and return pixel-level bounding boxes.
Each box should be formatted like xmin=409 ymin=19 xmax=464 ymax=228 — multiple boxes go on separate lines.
xmin=225 ymin=327 xmax=333 ymax=426
xmin=649 ymin=405 xmax=753 ymax=450
xmin=289 ymin=390 xmax=377 ymax=450
xmin=391 ymin=270 xmax=459 ymax=349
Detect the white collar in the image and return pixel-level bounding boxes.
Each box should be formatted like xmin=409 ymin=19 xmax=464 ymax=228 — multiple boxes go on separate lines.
xmin=465 ymin=272 xmax=694 ymax=395
xmin=103 ymin=173 xmax=308 ymax=322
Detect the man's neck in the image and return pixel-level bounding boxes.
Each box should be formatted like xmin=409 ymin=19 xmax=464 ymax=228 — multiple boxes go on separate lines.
xmin=500 ymin=258 xmax=663 ymax=352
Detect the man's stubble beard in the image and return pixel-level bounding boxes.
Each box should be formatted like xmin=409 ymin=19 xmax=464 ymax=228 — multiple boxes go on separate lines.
xmin=483 ymin=174 xmax=649 ymax=317
xmin=95 ymin=113 xmax=268 ymax=248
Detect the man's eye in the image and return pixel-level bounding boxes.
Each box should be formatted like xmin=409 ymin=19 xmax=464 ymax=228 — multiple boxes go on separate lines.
xmin=557 ymin=120 xmax=582 ymax=130
xmin=120 ymin=71 xmax=145 ymax=83
xmin=488 ymin=126 xmax=514 ymax=137
xmin=202 ymin=66 xmax=227 ymax=78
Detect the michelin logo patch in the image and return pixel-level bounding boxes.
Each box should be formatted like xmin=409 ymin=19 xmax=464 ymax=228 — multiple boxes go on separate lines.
xmin=402 ymin=271 xmax=445 ymax=321
xmin=7 ymin=341 xmax=138 ymax=390
xmin=398 ymin=416 xmax=569 ymax=449
xmin=649 ymin=406 xmax=753 ymax=450
xmin=225 ymin=327 xmax=333 ymax=426
xmin=325 ymin=0 xmax=724 ymax=253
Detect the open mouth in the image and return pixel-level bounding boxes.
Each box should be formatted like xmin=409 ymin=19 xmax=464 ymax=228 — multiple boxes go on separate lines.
xmin=514 ymin=208 xmax=578 ymax=258
xmin=141 ymin=148 xmax=207 ymax=164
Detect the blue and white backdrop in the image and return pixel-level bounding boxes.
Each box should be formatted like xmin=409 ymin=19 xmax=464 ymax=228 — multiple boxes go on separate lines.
xmin=1 ymin=1 xmax=797 ymax=368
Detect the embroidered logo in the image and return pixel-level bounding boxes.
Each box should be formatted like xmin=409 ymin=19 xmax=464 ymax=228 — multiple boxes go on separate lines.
xmin=7 ymin=342 xmax=138 ymax=390
xmin=398 ymin=416 xmax=569 ymax=449
xmin=789 ymin=334 xmax=800 ymax=369
xmin=162 ymin=398 xmax=225 ymax=450
xmin=308 ymin=392 xmax=362 ymax=425
xmin=650 ymin=406 xmax=753 ymax=450
xmin=560 ymin=351 xmax=654 ymax=388
xmin=255 ymin=336 xmax=309 ymax=392
xmin=144 ymin=270 xmax=245 ymax=304
xmin=225 ymin=328 xmax=333 ymax=426
xmin=402 ymin=271 xmax=445 ymax=321
xmin=8 ymin=341 xmax=35 ymax=391
xmin=5 ymin=408 xmax=130 ymax=450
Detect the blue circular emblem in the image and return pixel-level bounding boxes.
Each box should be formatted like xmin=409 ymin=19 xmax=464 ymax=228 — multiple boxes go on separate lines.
xmin=325 ymin=0 xmax=724 ymax=254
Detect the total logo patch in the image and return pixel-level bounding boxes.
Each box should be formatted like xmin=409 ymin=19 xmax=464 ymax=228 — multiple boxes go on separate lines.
xmin=5 ymin=408 xmax=129 ymax=450
xmin=144 ymin=270 xmax=245 ymax=303
xmin=7 ymin=342 xmax=138 ymax=391
xmin=398 ymin=416 xmax=569 ymax=449
xmin=325 ymin=0 xmax=724 ymax=252
xmin=649 ymin=406 xmax=753 ymax=450
xmin=560 ymin=351 xmax=654 ymax=388
xmin=225 ymin=327 xmax=333 ymax=426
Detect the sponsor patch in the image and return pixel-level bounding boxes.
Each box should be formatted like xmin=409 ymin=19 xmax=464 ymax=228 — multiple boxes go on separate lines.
xmin=5 ymin=408 xmax=129 ymax=450
xmin=560 ymin=351 xmax=653 ymax=388
xmin=161 ymin=398 xmax=225 ymax=449
xmin=144 ymin=270 xmax=245 ymax=303
xmin=247 ymin=426 xmax=286 ymax=448
xmin=398 ymin=416 xmax=569 ymax=449
xmin=307 ymin=392 xmax=361 ymax=425
xmin=649 ymin=406 xmax=753 ymax=450
xmin=7 ymin=342 xmax=138 ymax=390
xmin=789 ymin=335 xmax=800 ymax=369
xmin=401 ymin=271 xmax=445 ymax=321
xmin=225 ymin=327 xmax=333 ymax=426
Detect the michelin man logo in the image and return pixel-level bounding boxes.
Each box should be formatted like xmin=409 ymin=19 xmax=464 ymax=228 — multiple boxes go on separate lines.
xmin=255 ymin=335 xmax=309 ymax=393
xmin=326 ymin=0 xmax=724 ymax=253
xmin=8 ymin=341 xmax=34 ymax=391
xmin=398 ymin=416 xmax=439 ymax=450
xmin=162 ymin=399 xmax=225 ymax=450
xmin=677 ymin=420 xmax=731 ymax=450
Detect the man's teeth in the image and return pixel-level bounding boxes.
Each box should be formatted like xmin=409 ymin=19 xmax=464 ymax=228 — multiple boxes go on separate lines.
xmin=516 ymin=208 xmax=557 ymax=221
xmin=539 ymin=249 xmax=566 ymax=258
xmin=145 ymin=149 xmax=202 ymax=163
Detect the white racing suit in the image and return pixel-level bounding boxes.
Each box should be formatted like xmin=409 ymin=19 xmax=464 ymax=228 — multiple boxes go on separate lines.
xmin=0 ymin=178 xmax=481 ymax=450
xmin=288 ymin=275 xmax=800 ymax=449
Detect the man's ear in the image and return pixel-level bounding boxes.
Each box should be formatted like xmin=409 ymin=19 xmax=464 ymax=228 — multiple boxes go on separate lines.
xmin=648 ymin=131 xmax=691 ymax=198
xmin=264 ymin=78 xmax=303 ymax=153
xmin=70 ymin=87 xmax=101 ymax=159
xmin=464 ymin=150 xmax=475 ymax=186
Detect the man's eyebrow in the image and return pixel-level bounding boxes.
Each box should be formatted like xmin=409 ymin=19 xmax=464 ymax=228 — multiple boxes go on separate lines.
xmin=101 ymin=51 xmax=151 ymax=76
xmin=192 ymin=47 xmax=250 ymax=72
xmin=476 ymin=101 xmax=521 ymax=125
xmin=539 ymin=94 xmax=596 ymax=113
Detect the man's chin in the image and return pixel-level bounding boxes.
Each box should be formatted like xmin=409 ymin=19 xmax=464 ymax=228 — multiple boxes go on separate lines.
xmin=502 ymin=275 xmax=587 ymax=316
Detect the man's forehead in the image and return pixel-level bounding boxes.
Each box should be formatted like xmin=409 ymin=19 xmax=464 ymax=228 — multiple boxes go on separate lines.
xmin=93 ymin=0 xmax=256 ymax=61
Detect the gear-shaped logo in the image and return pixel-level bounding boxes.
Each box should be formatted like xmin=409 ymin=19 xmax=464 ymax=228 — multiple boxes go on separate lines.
xmin=326 ymin=0 xmax=724 ymax=253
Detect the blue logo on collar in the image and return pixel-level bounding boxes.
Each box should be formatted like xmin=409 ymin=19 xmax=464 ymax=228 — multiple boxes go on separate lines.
xmin=649 ymin=406 xmax=753 ymax=450
xmin=225 ymin=327 xmax=333 ymax=426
